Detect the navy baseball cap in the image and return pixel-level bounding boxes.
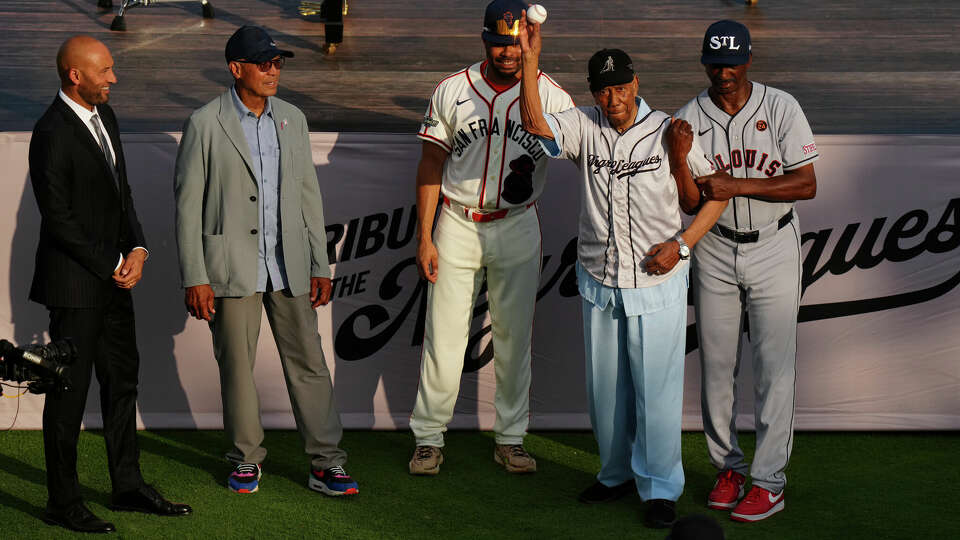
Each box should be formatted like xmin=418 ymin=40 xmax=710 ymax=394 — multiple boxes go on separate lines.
xmin=587 ymin=49 xmax=635 ymax=92
xmin=225 ymin=26 xmax=294 ymax=64
xmin=700 ymin=20 xmax=751 ymax=65
xmin=482 ymin=0 xmax=527 ymax=46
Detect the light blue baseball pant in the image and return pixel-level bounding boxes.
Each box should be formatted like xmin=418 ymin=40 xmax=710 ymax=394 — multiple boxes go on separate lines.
xmin=579 ymin=262 xmax=688 ymax=502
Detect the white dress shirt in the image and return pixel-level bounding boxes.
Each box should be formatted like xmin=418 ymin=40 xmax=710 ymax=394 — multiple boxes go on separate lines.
xmin=58 ymin=89 xmax=117 ymax=166
xmin=57 ymin=89 xmax=147 ymax=270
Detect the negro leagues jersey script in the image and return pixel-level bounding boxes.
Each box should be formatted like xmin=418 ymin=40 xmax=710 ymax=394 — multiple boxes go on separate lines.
xmin=547 ymin=106 xmax=715 ymax=288
xmin=418 ymin=61 xmax=574 ymax=210
xmin=677 ymin=82 xmax=819 ymax=230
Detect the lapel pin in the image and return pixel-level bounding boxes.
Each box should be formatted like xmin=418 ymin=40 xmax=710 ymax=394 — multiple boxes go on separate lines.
xmin=280 ymin=119 xmax=288 ymax=130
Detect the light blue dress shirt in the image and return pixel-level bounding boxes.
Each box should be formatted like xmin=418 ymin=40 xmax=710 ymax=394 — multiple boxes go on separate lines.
xmin=577 ymin=260 xmax=687 ymax=316
xmin=231 ymin=87 xmax=287 ymax=292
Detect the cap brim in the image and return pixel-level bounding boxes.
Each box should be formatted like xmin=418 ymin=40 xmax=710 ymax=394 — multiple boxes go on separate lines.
xmin=589 ymin=72 xmax=635 ymax=92
xmin=482 ymin=31 xmax=518 ymax=46
xmin=700 ymin=53 xmax=748 ymax=66
xmin=248 ymin=48 xmax=295 ymax=63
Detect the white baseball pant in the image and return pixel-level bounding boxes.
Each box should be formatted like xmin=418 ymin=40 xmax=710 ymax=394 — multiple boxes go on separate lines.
xmin=410 ymin=203 xmax=541 ymax=447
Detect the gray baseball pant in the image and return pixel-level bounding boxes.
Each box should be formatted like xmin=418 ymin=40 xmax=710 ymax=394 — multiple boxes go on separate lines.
xmin=692 ymin=219 xmax=801 ymax=494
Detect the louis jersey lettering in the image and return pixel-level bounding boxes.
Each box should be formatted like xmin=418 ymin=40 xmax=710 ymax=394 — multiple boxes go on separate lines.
xmin=418 ymin=61 xmax=574 ymax=210
xmin=547 ymin=104 xmax=715 ymax=289
xmin=676 ymin=82 xmax=819 ymax=230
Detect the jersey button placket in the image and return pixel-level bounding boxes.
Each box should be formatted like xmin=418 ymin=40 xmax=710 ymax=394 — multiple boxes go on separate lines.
xmin=603 ymin=159 xmax=618 ymax=281
xmin=604 ymin=160 xmax=618 ymax=280
xmin=487 ymin=105 xmax=504 ymax=207
xmin=478 ymin=101 xmax=497 ymax=209
xmin=612 ymin=143 xmax=630 ymax=283
xmin=731 ymin=112 xmax=747 ymax=287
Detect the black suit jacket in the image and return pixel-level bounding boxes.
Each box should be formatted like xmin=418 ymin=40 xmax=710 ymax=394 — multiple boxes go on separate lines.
xmin=28 ymin=96 xmax=147 ymax=308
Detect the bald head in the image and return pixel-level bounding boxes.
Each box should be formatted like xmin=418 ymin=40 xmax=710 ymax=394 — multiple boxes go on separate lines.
xmin=57 ymin=35 xmax=117 ymax=110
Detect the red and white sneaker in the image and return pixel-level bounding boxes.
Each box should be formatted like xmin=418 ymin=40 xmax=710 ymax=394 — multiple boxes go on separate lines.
xmin=707 ymin=470 xmax=746 ymax=510
xmin=730 ymin=485 xmax=785 ymax=522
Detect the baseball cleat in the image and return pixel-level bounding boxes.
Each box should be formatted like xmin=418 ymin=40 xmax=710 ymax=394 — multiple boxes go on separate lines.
xmin=409 ymin=445 xmax=443 ymax=475
xmin=494 ymin=444 xmax=537 ymax=473
xmin=730 ymin=486 xmax=784 ymax=522
xmin=707 ymin=469 xmax=746 ymax=509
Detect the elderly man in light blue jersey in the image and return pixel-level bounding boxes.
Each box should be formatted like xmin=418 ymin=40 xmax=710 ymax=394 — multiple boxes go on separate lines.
xmin=517 ymin=14 xmax=729 ymax=529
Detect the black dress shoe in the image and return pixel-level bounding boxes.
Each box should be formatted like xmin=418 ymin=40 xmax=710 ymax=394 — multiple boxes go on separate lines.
xmin=43 ymin=504 xmax=116 ymax=533
xmin=644 ymin=498 xmax=678 ymax=529
xmin=577 ymin=479 xmax=636 ymax=504
xmin=110 ymin=484 xmax=192 ymax=516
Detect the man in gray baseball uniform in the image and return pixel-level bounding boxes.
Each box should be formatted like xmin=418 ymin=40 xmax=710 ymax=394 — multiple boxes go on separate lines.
xmin=676 ymin=19 xmax=819 ymax=522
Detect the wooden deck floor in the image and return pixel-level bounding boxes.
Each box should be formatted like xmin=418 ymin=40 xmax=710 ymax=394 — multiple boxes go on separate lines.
xmin=2 ymin=0 xmax=959 ymax=133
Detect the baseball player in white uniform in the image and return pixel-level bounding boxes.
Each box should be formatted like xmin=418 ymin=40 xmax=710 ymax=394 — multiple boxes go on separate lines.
xmin=518 ymin=16 xmax=728 ymax=529
xmin=407 ymin=0 xmax=574 ymax=476
xmin=676 ymin=19 xmax=819 ymax=522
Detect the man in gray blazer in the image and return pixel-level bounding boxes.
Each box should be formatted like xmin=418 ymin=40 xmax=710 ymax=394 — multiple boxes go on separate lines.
xmin=174 ymin=25 xmax=358 ymax=496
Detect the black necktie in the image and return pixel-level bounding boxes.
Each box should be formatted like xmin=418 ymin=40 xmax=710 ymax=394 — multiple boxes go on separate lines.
xmin=91 ymin=113 xmax=120 ymax=190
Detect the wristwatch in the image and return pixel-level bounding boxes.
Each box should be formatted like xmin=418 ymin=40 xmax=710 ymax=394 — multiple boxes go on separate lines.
xmin=674 ymin=232 xmax=690 ymax=260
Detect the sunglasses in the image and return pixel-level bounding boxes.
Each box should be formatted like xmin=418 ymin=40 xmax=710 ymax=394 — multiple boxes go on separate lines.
xmin=238 ymin=57 xmax=286 ymax=72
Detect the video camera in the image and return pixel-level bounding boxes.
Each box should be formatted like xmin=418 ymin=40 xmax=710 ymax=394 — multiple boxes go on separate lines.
xmin=0 ymin=339 xmax=76 ymax=395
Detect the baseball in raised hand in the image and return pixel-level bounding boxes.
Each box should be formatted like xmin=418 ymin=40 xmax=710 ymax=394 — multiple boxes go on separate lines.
xmin=519 ymin=9 xmax=542 ymax=57
xmin=527 ymin=4 xmax=547 ymax=25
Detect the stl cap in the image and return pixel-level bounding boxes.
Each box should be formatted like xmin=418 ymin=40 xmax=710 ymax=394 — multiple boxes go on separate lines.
xmin=700 ymin=20 xmax=751 ymax=65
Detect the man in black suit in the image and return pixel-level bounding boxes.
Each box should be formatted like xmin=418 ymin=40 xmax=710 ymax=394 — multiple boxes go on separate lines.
xmin=29 ymin=35 xmax=191 ymax=533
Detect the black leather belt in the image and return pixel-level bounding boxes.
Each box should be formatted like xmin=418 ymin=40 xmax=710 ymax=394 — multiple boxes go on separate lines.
xmin=713 ymin=209 xmax=793 ymax=243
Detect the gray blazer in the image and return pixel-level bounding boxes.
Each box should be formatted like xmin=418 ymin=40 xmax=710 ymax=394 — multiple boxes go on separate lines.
xmin=174 ymin=89 xmax=330 ymax=298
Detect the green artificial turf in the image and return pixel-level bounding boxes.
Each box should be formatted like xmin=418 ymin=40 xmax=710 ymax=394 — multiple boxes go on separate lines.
xmin=0 ymin=430 xmax=956 ymax=539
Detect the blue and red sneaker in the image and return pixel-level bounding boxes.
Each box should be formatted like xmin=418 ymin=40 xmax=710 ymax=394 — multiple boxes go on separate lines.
xmin=308 ymin=465 xmax=359 ymax=496
xmin=228 ymin=463 xmax=262 ymax=494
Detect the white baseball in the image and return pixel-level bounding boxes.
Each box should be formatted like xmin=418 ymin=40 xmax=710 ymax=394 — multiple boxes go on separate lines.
xmin=527 ymin=4 xmax=547 ymax=24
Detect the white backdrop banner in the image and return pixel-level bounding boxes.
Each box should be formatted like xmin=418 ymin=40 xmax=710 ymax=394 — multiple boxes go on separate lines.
xmin=1 ymin=132 xmax=958 ymax=431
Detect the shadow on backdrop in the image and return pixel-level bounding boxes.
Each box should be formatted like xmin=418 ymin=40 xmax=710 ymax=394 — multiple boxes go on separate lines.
xmin=313 ymin=132 xmax=492 ymax=436
xmin=9 ymin=133 xmax=195 ymax=430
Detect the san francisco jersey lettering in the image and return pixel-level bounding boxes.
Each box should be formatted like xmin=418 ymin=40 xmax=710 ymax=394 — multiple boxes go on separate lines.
xmin=418 ymin=61 xmax=574 ymax=210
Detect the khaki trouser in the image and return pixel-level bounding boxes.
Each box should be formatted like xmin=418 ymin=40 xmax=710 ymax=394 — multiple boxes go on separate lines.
xmin=210 ymin=290 xmax=346 ymax=469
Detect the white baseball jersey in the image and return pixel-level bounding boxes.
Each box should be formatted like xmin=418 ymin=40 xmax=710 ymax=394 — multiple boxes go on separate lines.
xmin=546 ymin=102 xmax=715 ymax=289
xmin=418 ymin=61 xmax=574 ymax=210
xmin=676 ymin=82 xmax=819 ymax=230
